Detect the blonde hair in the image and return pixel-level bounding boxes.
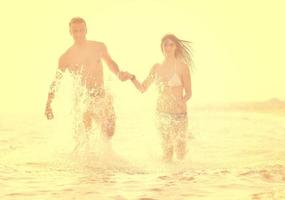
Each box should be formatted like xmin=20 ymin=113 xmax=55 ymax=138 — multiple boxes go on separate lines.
xmin=161 ymin=34 xmax=193 ymax=70
xmin=69 ymin=17 xmax=86 ymax=27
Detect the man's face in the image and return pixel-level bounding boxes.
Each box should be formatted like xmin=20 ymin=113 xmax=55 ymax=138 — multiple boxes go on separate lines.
xmin=69 ymin=23 xmax=87 ymax=42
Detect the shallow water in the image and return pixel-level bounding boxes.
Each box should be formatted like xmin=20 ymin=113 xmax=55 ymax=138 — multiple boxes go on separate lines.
xmin=1 ymin=109 xmax=285 ymax=200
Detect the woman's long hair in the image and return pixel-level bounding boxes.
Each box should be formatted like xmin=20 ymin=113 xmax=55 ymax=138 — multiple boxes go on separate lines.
xmin=161 ymin=34 xmax=194 ymax=70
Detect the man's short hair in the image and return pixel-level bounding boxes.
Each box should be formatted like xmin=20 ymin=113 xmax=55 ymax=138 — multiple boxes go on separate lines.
xmin=69 ymin=17 xmax=86 ymax=27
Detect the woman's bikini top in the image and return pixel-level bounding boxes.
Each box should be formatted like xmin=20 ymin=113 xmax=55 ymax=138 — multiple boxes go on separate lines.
xmin=167 ymin=72 xmax=182 ymax=87
xmin=155 ymin=62 xmax=182 ymax=87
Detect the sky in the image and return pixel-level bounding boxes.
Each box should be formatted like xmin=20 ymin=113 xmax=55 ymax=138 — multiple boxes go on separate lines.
xmin=0 ymin=0 xmax=284 ymax=114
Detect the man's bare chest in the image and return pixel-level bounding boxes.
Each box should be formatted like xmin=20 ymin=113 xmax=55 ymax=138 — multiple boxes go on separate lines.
xmin=70 ymin=50 xmax=101 ymax=63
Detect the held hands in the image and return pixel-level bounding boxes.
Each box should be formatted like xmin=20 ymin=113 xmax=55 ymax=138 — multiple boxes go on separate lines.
xmin=118 ymin=71 xmax=135 ymax=81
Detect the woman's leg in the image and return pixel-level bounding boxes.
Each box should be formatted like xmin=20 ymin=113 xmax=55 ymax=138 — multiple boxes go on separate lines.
xmin=174 ymin=115 xmax=188 ymax=160
xmin=161 ymin=130 xmax=174 ymax=162
xmin=157 ymin=113 xmax=174 ymax=162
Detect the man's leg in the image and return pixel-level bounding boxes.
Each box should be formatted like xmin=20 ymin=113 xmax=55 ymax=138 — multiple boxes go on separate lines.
xmin=100 ymin=103 xmax=116 ymax=139
xmin=72 ymin=112 xmax=86 ymax=155
xmin=82 ymin=111 xmax=93 ymax=152
xmin=83 ymin=111 xmax=93 ymax=131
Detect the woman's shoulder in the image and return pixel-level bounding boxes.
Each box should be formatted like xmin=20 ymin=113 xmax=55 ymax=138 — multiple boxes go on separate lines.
xmin=177 ymin=60 xmax=189 ymax=71
xmin=153 ymin=63 xmax=161 ymax=69
xmin=150 ymin=63 xmax=160 ymax=72
xmin=177 ymin=60 xmax=187 ymax=67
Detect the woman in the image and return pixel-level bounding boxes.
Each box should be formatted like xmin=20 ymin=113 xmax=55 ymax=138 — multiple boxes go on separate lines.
xmin=129 ymin=34 xmax=193 ymax=162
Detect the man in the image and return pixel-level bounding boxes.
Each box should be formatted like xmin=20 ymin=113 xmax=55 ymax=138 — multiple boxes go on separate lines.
xmin=45 ymin=17 xmax=130 ymax=153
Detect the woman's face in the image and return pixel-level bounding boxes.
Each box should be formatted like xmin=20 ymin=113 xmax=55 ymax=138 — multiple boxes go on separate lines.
xmin=162 ymin=38 xmax=176 ymax=57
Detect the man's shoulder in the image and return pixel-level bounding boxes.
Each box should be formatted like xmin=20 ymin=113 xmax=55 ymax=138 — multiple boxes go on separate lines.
xmin=88 ymin=40 xmax=106 ymax=49
xmin=58 ymin=47 xmax=73 ymax=67
xmin=60 ymin=46 xmax=73 ymax=58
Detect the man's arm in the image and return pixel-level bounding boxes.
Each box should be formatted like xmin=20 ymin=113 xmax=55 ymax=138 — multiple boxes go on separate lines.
xmin=101 ymin=43 xmax=129 ymax=81
xmin=46 ymin=68 xmax=64 ymax=103
xmin=45 ymin=56 xmax=67 ymax=119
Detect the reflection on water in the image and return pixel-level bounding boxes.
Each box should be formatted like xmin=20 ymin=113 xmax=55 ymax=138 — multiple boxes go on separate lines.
xmin=1 ymin=109 xmax=285 ymax=199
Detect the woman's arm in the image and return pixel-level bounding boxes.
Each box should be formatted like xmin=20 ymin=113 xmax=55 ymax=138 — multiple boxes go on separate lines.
xmin=182 ymin=63 xmax=192 ymax=102
xmin=131 ymin=64 xmax=158 ymax=93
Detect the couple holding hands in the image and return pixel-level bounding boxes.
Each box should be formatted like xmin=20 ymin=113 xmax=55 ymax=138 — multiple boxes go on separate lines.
xmin=45 ymin=17 xmax=192 ymax=162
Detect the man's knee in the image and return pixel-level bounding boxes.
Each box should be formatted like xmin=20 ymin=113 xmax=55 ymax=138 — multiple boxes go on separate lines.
xmin=83 ymin=112 xmax=92 ymax=130
xmin=101 ymin=118 xmax=115 ymax=138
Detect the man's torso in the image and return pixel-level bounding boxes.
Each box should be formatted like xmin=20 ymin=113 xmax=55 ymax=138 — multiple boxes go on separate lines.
xmin=62 ymin=41 xmax=105 ymax=90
